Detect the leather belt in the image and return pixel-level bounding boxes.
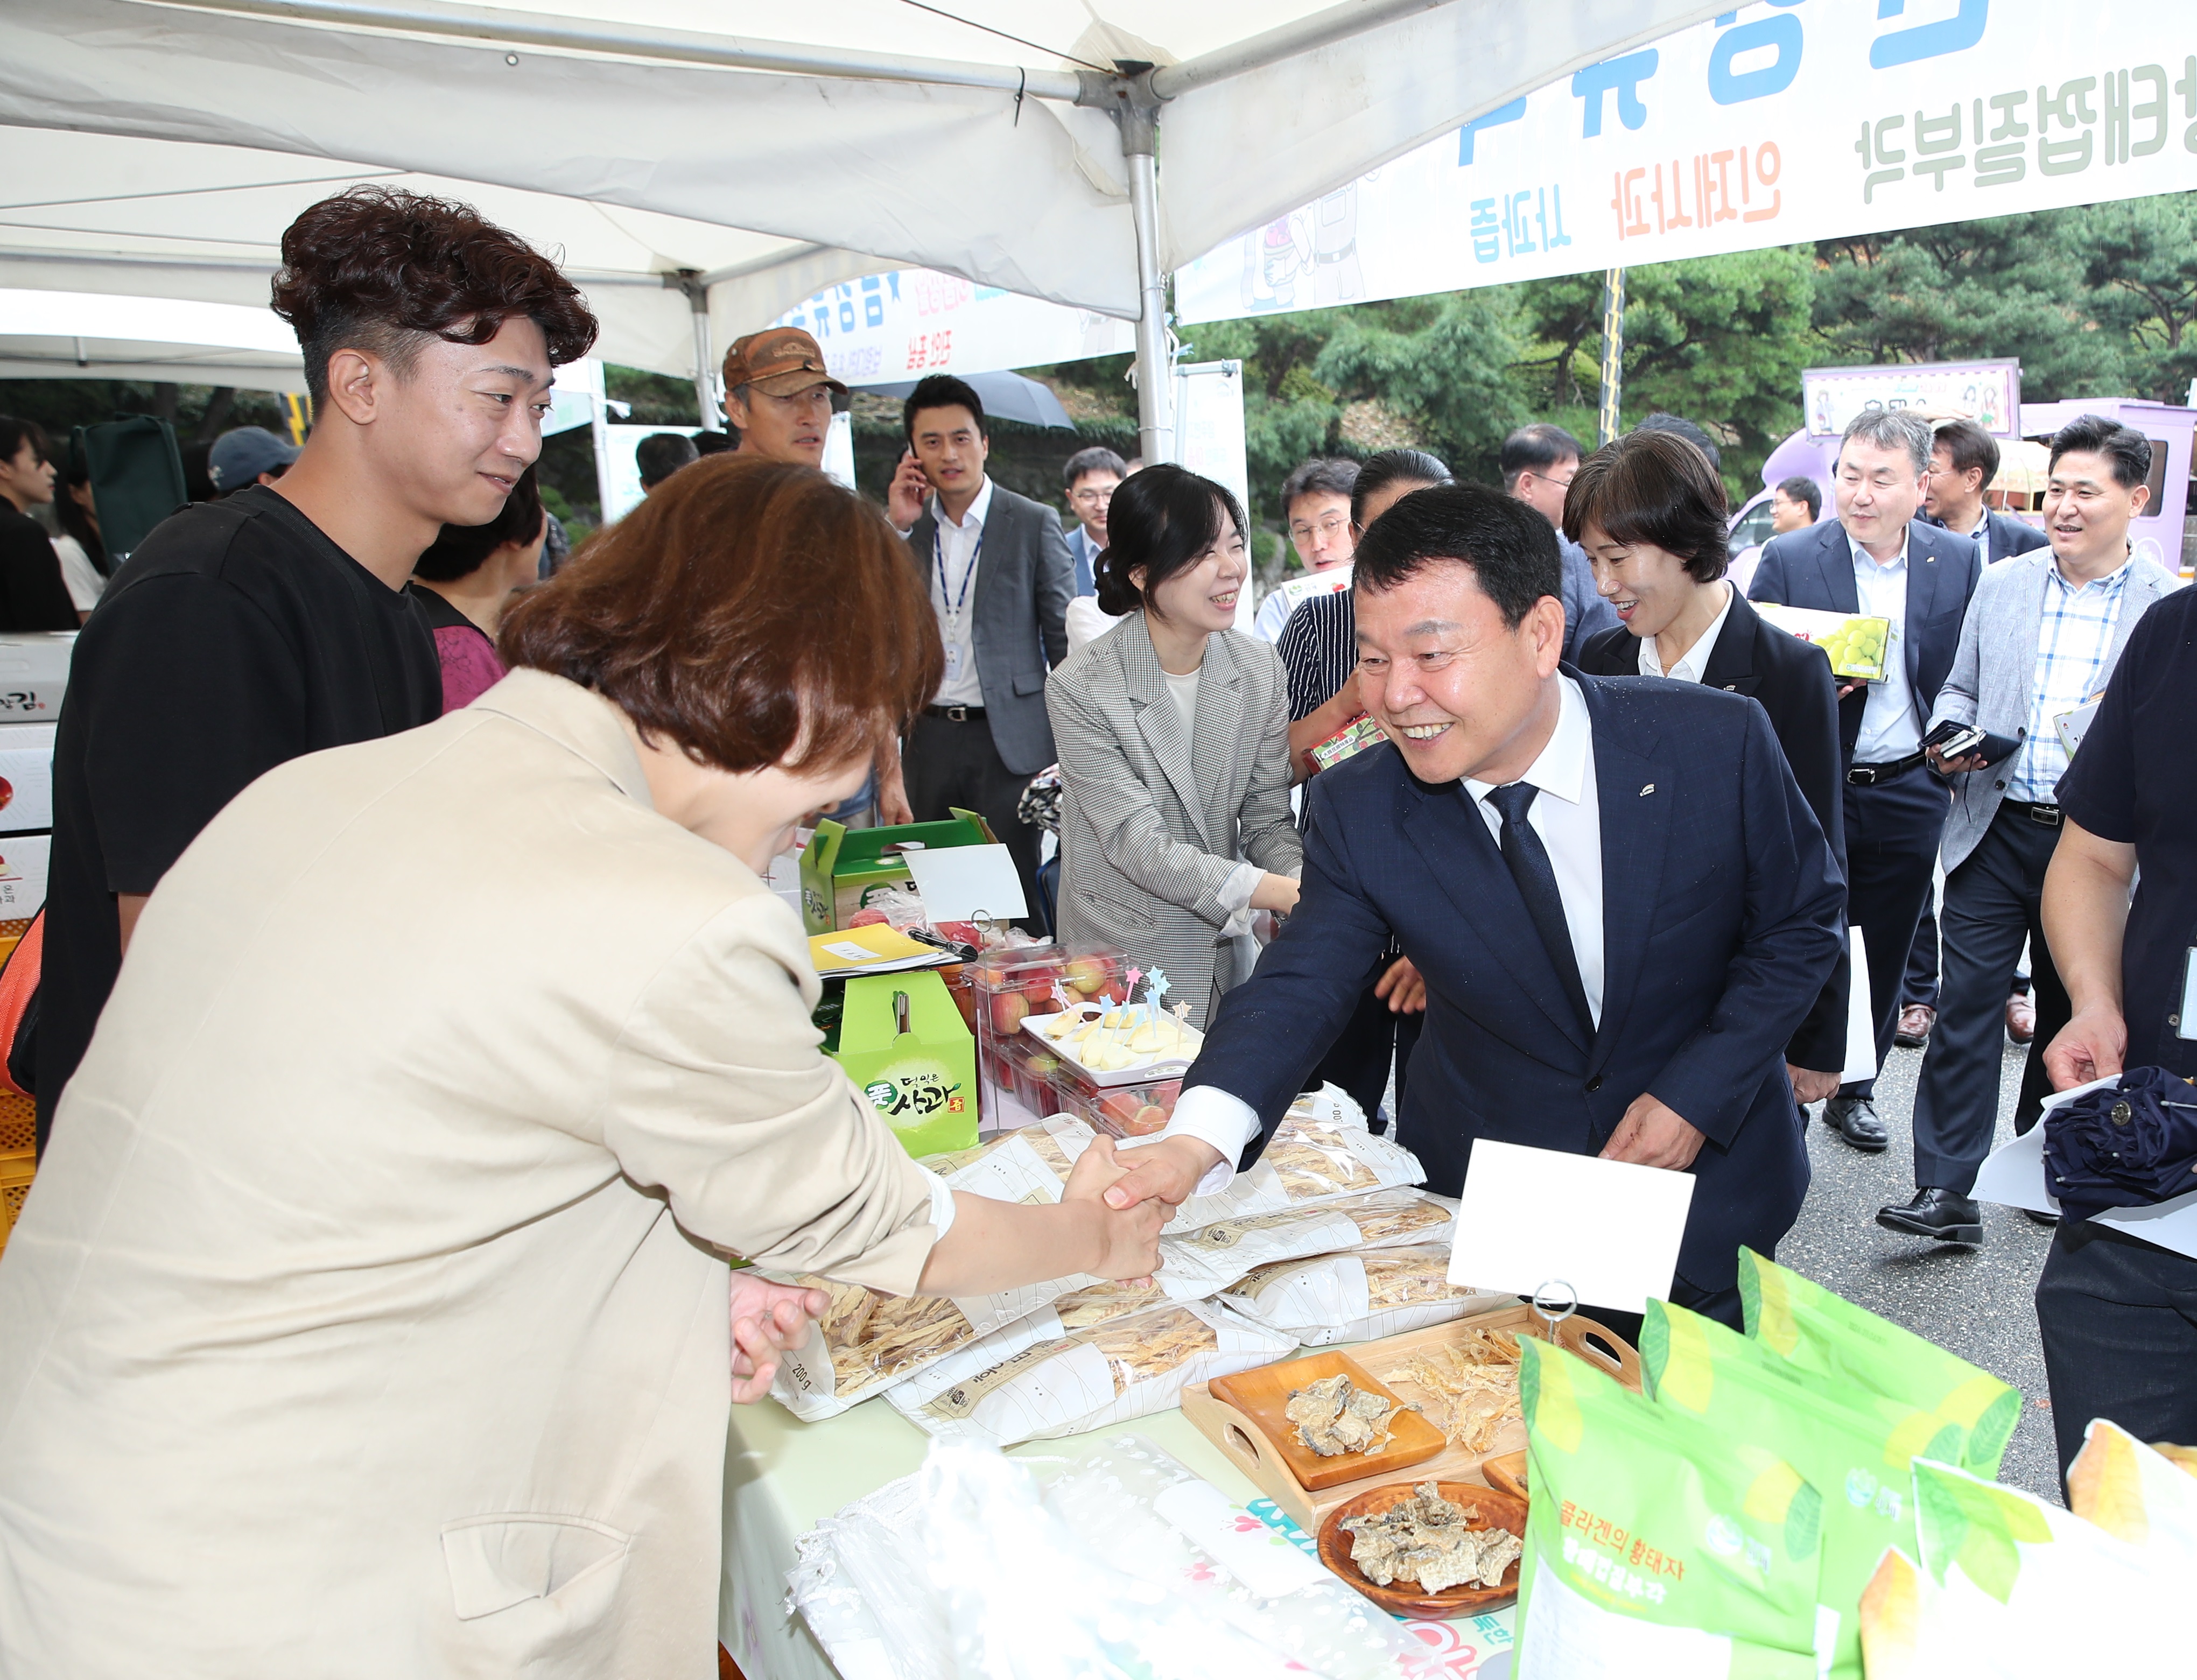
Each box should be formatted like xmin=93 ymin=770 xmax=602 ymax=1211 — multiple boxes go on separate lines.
xmin=2003 ymin=798 xmax=2062 ymax=828
xmin=1847 ymin=751 xmax=1928 ymax=786
xmin=925 ymin=704 xmax=986 ymax=722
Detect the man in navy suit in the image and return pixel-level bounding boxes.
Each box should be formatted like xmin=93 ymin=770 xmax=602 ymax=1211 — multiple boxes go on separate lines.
xmin=1749 ymin=410 xmax=1982 ymax=1152
xmin=1924 ymin=418 xmax=2051 ymax=567
xmin=1105 ymin=485 xmax=1843 ymax=1328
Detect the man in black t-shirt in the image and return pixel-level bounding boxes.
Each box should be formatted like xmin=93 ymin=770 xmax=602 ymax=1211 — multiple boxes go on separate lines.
xmin=2032 ymin=581 xmax=2197 ymax=1477
xmin=36 ymin=187 xmax=598 ymax=1149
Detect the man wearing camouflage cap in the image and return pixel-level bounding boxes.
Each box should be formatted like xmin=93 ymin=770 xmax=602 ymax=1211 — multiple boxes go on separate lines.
xmin=721 ymin=326 xmax=844 ymax=469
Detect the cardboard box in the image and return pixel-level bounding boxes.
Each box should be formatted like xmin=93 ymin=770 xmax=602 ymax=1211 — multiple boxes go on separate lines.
xmin=1753 ymin=604 xmax=1892 ymax=683
xmin=0 ymin=722 xmax=56 ymax=834
xmin=0 ymin=635 xmax=75 ymax=721
xmin=0 ymin=833 xmax=50 ymax=917
xmin=831 ymin=971 xmax=978 ymax=1158
xmin=799 ymin=807 xmax=997 ymax=933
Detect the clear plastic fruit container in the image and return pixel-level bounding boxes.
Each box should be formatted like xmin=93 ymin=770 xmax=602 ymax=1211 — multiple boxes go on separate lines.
xmin=1051 ymin=1073 xmax=1184 ymax=1139
xmin=966 ymin=942 xmax=1130 ymax=1046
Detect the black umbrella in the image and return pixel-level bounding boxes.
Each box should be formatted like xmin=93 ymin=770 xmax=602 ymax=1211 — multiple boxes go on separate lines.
xmin=862 ymin=369 xmax=1076 ymax=430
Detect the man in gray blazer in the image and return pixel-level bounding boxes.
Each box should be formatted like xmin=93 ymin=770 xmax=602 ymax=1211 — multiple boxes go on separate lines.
xmin=892 ymin=375 xmax=1073 ymax=918
xmin=1885 ymin=415 xmax=2179 ymax=1246
xmin=1924 ymin=417 xmax=2051 ymax=567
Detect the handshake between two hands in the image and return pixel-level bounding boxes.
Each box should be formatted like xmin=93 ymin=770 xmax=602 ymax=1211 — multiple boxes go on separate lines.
xmin=730 ymin=1092 xmax=1717 ymax=1398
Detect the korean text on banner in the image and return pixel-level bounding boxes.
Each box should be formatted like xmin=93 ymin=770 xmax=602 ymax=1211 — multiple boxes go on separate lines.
xmin=1178 ymin=6 xmax=2197 ymax=324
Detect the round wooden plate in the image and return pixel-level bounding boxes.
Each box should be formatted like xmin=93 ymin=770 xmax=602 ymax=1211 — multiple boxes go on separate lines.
xmin=1316 ymin=1481 xmax=1529 ymax=1618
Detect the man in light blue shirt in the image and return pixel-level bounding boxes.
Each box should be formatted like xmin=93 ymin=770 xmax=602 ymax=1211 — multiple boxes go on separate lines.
xmin=1889 ymin=416 xmax=2178 ymax=1246
xmin=1060 ymin=445 xmax=1125 ymax=598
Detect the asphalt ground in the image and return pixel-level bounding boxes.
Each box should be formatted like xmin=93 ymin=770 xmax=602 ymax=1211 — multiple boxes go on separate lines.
xmin=1781 ymin=1035 xmax=2063 ymax=1502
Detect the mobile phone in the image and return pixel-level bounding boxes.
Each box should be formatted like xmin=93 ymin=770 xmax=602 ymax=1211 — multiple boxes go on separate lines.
xmin=1925 ymin=720 xmax=1987 ymax=758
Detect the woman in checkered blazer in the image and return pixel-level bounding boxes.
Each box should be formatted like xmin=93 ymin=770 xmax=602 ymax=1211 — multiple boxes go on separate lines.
xmin=1045 ymin=466 xmax=1302 ymax=1028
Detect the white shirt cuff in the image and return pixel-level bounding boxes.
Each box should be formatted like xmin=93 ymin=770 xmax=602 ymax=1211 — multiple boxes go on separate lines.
xmin=923 ymin=1170 xmax=957 ymax=1240
xmin=1217 ymin=860 xmax=1267 ymax=936
xmin=1120 ymin=1084 xmax=1262 ymax=1197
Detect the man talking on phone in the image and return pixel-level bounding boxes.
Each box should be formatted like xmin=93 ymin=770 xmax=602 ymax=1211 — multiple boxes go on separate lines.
xmin=1887 ymin=416 xmax=2176 ymax=1245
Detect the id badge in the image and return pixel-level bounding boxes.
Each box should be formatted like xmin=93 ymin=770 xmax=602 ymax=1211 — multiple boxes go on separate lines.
xmin=2180 ymin=948 xmax=2197 ymax=1041
xmin=942 ymin=642 xmax=965 ymax=685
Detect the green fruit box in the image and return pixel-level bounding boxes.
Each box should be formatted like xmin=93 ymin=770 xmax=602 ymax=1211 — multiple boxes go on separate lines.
xmin=829 ymin=970 xmax=978 ymax=1159
xmin=799 ymin=806 xmax=997 ymax=933
xmin=1753 ymin=604 xmax=1893 ymax=683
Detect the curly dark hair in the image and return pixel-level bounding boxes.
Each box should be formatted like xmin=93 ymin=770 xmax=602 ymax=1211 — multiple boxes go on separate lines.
xmin=272 ymin=187 xmax=598 ymax=403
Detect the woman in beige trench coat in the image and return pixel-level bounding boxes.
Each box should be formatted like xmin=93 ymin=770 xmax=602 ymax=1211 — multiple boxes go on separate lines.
xmin=0 ymin=459 xmax=1160 ymax=1677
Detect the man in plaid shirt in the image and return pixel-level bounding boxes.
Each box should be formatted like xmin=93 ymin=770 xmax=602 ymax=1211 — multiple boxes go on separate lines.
xmin=1883 ymin=416 xmax=2180 ymax=1246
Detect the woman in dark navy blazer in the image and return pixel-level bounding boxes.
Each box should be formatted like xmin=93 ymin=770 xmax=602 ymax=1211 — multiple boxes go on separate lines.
xmin=1568 ymin=428 xmax=1850 ymax=1102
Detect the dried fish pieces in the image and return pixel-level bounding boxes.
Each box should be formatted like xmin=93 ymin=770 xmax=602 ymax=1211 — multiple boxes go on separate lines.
xmin=1285 ymin=1373 xmax=1400 ymax=1458
xmin=1342 ymin=1482 xmax=1524 ymax=1594
xmin=1382 ymin=1328 xmax=1524 ymax=1453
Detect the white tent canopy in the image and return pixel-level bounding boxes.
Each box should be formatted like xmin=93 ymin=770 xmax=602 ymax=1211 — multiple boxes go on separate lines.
xmin=0 ymin=0 xmax=1728 ymax=453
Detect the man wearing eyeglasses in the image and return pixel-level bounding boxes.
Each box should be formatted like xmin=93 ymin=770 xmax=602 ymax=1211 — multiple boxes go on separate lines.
xmin=1253 ymin=457 xmax=1360 ymax=642
xmin=1060 ymin=446 xmax=1126 ymax=598
xmin=1501 ymin=422 xmax=1619 ymax=662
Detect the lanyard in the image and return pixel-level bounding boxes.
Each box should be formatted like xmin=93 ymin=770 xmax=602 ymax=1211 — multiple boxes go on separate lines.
xmin=935 ymin=519 xmax=982 ymax=628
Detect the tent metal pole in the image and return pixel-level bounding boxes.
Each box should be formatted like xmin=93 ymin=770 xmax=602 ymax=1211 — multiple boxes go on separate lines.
xmin=1101 ymin=74 xmax=1173 ymax=466
xmin=132 ymin=0 xmax=1082 ymax=98
xmin=668 ymin=270 xmax=721 ymax=431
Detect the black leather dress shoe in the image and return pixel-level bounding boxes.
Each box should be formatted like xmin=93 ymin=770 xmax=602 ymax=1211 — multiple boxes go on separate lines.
xmin=1877 ymin=1187 xmax=1984 ymax=1245
xmin=1823 ymin=1095 xmax=1889 ymax=1151
xmin=2024 ymin=1207 xmax=2061 ymax=1228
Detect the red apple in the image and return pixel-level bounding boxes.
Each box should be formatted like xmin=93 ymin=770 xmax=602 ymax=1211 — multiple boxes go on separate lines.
xmin=1128 ymin=1105 xmax=1168 ymax=1135
xmin=846 ymin=907 xmax=889 ymax=928
xmin=989 ymin=992 xmax=1030 ymax=1035
xmin=1064 ymin=955 xmax=1111 ymax=996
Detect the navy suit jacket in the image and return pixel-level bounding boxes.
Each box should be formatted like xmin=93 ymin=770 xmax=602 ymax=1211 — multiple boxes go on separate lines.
xmin=1185 ymin=673 xmax=1844 ymax=1295
xmin=1746 ymin=518 xmax=1981 ymax=762
xmin=1925 ymin=508 xmax=2049 ymax=567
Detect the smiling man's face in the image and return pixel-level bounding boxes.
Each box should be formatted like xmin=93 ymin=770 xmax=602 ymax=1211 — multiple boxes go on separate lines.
xmin=373 ymin=314 xmax=551 ymax=530
xmin=1353 ymin=558 xmax=1564 ymax=786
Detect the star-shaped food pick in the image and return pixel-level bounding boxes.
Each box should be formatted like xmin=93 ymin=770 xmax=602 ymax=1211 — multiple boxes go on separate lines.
xmin=1171 ymin=1001 xmax=1192 ymax=1025
xmin=1144 ymin=966 xmax=1170 ymax=1036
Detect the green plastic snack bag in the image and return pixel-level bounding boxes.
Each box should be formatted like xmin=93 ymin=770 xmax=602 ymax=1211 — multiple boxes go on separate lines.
xmin=1516 ymin=1336 xmax=1827 ymax=1679
xmin=1737 ymin=1248 xmax=2018 ymax=1477
xmin=1642 ymin=1300 xmax=1961 ymax=1680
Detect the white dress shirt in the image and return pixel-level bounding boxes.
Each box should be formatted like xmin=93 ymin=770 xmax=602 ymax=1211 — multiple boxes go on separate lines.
xmin=1849 ymin=528 xmax=1923 ymax=763
xmin=1636 ymin=582 xmax=1735 ymax=686
xmin=928 ymin=476 xmax=993 ymax=707
xmin=1145 ymin=674 xmax=1603 ymax=1190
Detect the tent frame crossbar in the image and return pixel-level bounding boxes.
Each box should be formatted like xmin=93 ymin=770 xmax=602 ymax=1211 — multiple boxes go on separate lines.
xmin=124 ymin=0 xmax=1461 ymax=464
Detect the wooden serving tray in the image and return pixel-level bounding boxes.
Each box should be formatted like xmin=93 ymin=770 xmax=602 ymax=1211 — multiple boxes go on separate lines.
xmin=1317 ymin=1481 xmax=1529 ymax=1618
xmin=1206 ymin=1350 xmax=1447 ymax=1491
xmin=1181 ymin=1301 xmax=1638 ymax=1534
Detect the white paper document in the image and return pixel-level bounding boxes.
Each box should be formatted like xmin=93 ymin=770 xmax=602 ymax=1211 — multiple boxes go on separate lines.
xmin=1971 ymin=1075 xmax=2197 ymax=1261
xmin=901 ymin=843 xmax=1027 ymax=924
xmin=1448 ymin=1139 xmax=1695 ymax=1313
xmin=1841 ymin=924 xmax=1876 ymax=1086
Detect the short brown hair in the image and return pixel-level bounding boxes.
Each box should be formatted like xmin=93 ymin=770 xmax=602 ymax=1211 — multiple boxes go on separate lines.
xmin=499 ymin=457 xmax=942 ymax=775
xmin=272 ymin=187 xmax=598 ymax=404
xmin=1562 ymin=428 xmax=1731 ymax=585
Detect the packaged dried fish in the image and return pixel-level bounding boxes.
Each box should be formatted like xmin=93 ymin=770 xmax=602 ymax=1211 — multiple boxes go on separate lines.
xmin=1342 ymin=1482 xmax=1522 ymax=1594
xmin=1223 ymin=1245 xmax=1511 ymax=1346
xmin=891 ymin=1299 xmax=1297 ymax=1447
xmin=768 ymin=1124 xmax=1101 ymax=1421
xmin=888 ymin=1278 xmax=1173 ymax=1411
xmin=1162 ymin=1087 xmax=1424 ymax=1235
xmin=1154 ymin=1189 xmax=1456 ymax=1301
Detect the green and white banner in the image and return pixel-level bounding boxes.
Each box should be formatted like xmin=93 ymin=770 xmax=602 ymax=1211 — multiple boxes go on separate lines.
xmin=1176 ymin=1 xmax=2197 ymax=325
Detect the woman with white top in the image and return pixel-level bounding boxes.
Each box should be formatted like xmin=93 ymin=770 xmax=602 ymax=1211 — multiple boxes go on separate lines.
xmin=1568 ymin=426 xmax=1850 ymax=1105
xmin=52 ymin=462 xmax=110 ymax=620
xmin=1046 ymin=465 xmax=1301 ymax=1028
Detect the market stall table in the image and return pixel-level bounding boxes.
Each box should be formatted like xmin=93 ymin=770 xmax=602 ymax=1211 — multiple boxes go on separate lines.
xmin=720 ymin=1389 xmax=1517 ymax=1680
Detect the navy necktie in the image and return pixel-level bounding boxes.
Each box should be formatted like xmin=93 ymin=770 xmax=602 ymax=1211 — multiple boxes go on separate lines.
xmin=1482 ymin=781 xmax=1594 ymax=1039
